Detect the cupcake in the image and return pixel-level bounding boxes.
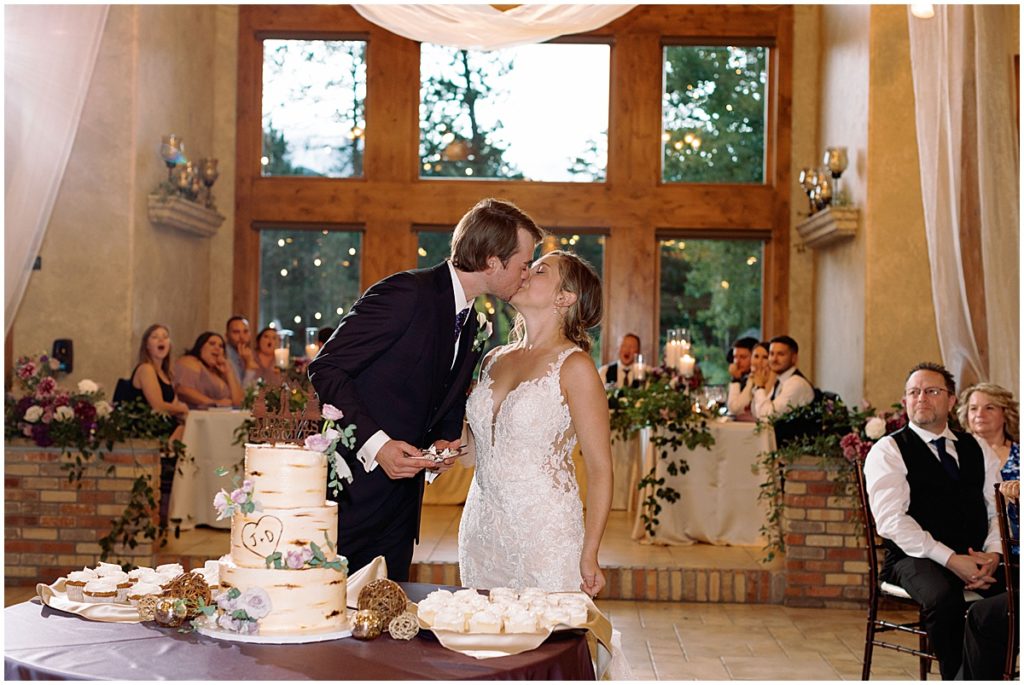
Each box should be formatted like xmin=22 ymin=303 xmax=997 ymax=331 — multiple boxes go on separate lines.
xmin=468 ymin=609 xmax=503 ymax=634
xmin=65 ymin=570 xmax=95 ymax=602
xmin=155 ymin=563 xmax=184 ymax=578
xmin=105 ymin=571 xmax=132 ymax=602
xmin=505 ymin=609 xmax=539 ymax=633
xmin=128 ymin=566 xmax=155 ymax=583
xmin=126 ymin=582 xmax=163 ymax=606
xmin=94 ymin=563 xmax=126 ymax=578
xmin=133 ymin=569 xmax=165 ymax=587
xmin=83 ymin=578 xmax=119 ymax=604
xmin=432 ymin=607 xmax=467 ymax=632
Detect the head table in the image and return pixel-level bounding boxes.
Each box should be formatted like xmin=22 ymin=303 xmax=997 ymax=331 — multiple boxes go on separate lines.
xmin=3 ymin=583 xmax=594 ymax=680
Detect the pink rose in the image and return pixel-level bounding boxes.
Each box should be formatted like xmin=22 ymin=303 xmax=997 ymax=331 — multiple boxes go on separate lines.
xmin=230 ymin=489 xmax=247 ymax=504
xmin=304 ymin=433 xmax=330 ymax=453
xmin=322 ymin=404 xmax=345 ymax=421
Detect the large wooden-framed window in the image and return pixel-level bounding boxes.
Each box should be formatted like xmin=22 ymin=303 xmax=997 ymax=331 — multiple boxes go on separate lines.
xmin=234 ymin=5 xmax=793 ymax=364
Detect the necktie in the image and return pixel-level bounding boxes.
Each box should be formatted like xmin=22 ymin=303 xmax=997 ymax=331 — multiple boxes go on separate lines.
xmin=623 ymin=367 xmax=631 ymax=387
xmin=931 ymin=437 xmax=960 ymax=481
xmin=453 ymin=307 xmax=471 ymax=340
xmin=770 ymin=380 xmax=780 ymax=400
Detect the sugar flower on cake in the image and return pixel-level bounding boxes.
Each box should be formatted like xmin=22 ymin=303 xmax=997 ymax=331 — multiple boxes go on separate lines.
xmin=194 ymin=586 xmax=272 ymax=634
xmin=212 ymin=477 xmax=260 ymax=520
xmin=304 ymin=403 xmax=356 ymax=497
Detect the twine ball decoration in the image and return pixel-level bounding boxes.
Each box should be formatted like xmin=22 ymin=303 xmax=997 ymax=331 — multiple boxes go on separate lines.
xmin=357 ymin=579 xmax=409 ymax=625
xmin=352 ymin=609 xmax=384 ymax=640
xmin=137 ymin=595 xmax=158 ymax=621
xmin=162 ymin=571 xmax=211 ymax=619
xmin=387 ymin=611 xmax=419 ymax=640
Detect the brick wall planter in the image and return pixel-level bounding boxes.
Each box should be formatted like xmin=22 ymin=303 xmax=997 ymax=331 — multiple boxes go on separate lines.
xmin=781 ymin=455 xmax=868 ymax=608
xmin=5 ymin=440 xmax=162 ymax=586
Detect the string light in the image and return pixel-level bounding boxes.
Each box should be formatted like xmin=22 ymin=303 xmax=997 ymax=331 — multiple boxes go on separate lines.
xmin=280 ymin=269 xmax=288 ymax=277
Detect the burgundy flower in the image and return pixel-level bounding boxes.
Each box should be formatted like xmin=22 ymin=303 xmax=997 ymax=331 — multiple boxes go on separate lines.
xmin=17 ymin=362 xmax=36 ymax=380
xmin=31 ymin=423 xmax=53 ymax=447
xmin=35 ymin=377 xmax=57 ymax=397
xmin=74 ymin=400 xmax=97 ymax=424
xmin=53 ymin=394 xmax=70 ymax=407
xmin=16 ymin=396 xmax=35 ymax=416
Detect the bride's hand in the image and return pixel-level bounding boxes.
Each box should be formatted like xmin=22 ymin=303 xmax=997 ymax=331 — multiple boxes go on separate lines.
xmin=580 ymin=555 xmax=605 ymax=598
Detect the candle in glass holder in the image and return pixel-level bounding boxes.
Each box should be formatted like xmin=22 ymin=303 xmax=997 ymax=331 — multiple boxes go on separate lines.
xmin=274 ymin=347 xmax=290 ymax=369
xmin=634 ymin=354 xmax=645 ymax=382
xmin=679 ymin=354 xmax=696 ymax=378
xmin=305 ymin=344 xmax=318 ymax=360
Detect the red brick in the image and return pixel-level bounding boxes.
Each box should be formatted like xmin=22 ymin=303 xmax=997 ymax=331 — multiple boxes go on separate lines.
xmin=5 ymin=477 xmax=20 ymax=488
xmin=39 ymin=516 xmax=78 ymax=527
xmin=5 ymin=515 xmax=39 ymax=526
xmin=788 ymin=572 xmax=825 ymax=586
xmin=785 ymin=495 xmax=827 ymax=508
xmin=23 ymin=452 xmax=60 ymax=463
xmin=5 ymin=489 xmax=40 ymax=502
xmin=784 ymin=533 xmax=805 ymax=546
xmin=825 ymin=547 xmax=866 ymax=560
xmin=807 ymin=585 xmax=843 ymax=598
xmin=58 ymin=504 xmax=95 ymax=516
xmin=802 ymin=560 xmax=843 ymax=572
xmin=7 ymin=540 xmax=75 ymax=554
xmin=787 ymin=468 xmax=827 ymax=481
xmin=77 ymin=491 xmax=116 ymax=504
xmin=806 ymin=482 xmax=840 ymax=495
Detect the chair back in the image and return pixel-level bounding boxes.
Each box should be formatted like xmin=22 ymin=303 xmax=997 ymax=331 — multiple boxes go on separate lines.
xmin=854 ymin=458 xmax=883 ymax=591
xmin=993 ymin=483 xmax=1019 ymax=680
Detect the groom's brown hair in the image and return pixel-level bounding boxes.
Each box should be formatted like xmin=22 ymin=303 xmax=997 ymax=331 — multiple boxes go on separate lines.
xmin=450 ymin=198 xmax=544 ymax=272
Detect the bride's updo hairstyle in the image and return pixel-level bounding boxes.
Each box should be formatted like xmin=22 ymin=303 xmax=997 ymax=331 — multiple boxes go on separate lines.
xmin=550 ymin=250 xmax=602 ymax=353
xmin=450 ymin=198 xmax=544 ymax=272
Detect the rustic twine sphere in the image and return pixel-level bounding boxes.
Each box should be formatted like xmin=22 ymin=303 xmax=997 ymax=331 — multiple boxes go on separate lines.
xmin=137 ymin=595 xmax=159 ymax=621
xmin=352 ymin=609 xmax=384 ymax=640
xmin=162 ymin=571 xmax=211 ymax=619
xmin=357 ymin=579 xmax=408 ymax=625
xmin=387 ymin=611 xmax=419 ymax=640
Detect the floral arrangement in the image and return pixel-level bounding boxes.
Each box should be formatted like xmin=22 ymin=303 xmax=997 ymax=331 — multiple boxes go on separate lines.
xmin=839 ymin=407 xmax=907 ymax=464
xmin=304 ymin=403 xmax=355 ymax=497
xmin=193 ymin=587 xmax=272 ymax=635
xmin=472 ymin=312 xmax=493 ymax=352
xmin=265 ymin=533 xmax=347 ymax=573
xmin=606 ymin=364 xmax=715 ymax=536
xmin=212 ymin=476 xmax=261 ymax=520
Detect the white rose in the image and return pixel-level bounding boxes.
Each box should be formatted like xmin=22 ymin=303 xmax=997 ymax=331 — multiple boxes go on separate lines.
xmin=94 ymin=400 xmax=112 ymax=418
xmin=864 ymin=417 xmax=886 ymax=440
xmin=24 ymin=405 xmax=43 ymax=423
xmin=77 ymin=379 xmax=99 ymax=394
xmin=55 ymin=405 xmax=75 ymax=421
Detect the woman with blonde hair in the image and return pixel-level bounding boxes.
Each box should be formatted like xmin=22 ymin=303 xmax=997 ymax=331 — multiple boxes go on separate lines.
xmin=126 ymin=324 xmax=189 ymax=441
xmin=458 ymin=250 xmax=613 ymax=597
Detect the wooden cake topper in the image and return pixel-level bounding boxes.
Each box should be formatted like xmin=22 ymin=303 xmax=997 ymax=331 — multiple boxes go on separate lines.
xmin=250 ymin=384 xmax=322 ymax=444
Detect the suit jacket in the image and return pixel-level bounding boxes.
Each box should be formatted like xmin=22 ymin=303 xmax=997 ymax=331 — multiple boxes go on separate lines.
xmin=308 ymin=262 xmax=482 ymax=538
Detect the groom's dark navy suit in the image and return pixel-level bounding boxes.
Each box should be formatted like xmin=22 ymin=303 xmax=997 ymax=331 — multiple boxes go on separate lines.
xmin=308 ymin=262 xmax=482 ymax=581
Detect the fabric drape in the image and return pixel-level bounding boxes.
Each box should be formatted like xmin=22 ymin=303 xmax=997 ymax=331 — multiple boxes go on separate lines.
xmin=907 ymin=5 xmax=1019 ymax=392
xmin=4 ymin=5 xmax=109 ymax=331
xmin=352 ymin=4 xmax=634 ymax=51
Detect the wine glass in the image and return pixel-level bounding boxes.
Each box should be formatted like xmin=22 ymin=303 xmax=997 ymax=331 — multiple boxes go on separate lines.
xmin=823 ymin=147 xmax=849 ymax=200
xmin=814 ymin=170 xmax=833 ymax=210
xmin=798 ymin=167 xmax=819 ymax=214
xmin=198 ymin=158 xmax=219 ymax=208
xmin=160 ymin=135 xmax=183 ymax=184
xmin=173 ymin=162 xmax=194 ymax=198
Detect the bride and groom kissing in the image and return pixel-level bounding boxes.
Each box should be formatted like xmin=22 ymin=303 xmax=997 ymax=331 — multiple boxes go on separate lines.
xmin=308 ymin=198 xmax=613 ymax=598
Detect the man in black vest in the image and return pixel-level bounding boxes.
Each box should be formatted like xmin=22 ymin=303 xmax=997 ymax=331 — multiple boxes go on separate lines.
xmin=864 ymin=361 xmax=1004 ymax=679
xmin=598 ymin=333 xmax=642 ymax=390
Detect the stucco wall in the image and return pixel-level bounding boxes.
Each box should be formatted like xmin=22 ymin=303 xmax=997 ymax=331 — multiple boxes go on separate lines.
xmin=11 ymin=5 xmax=238 ymax=392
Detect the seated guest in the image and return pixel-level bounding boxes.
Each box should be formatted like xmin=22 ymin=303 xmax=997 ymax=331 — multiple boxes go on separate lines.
xmin=865 ymin=362 xmax=1004 ymax=680
xmin=317 ymin=326 xmax=333 ymax=349
xmin=174 ymin=332 xmax=244 ymax=409
xmin=127 ymin=324 xmax=189 ymax=441
xmin=750 ymin=335 xmax=814 ymax=420
xmin=224 ymin=315 xmax=258 ymax=387
xmin=957 ymin=479 xmax=1018 ymax=681
xmin=252 ymin=326 xmax=285 ymax=386
xmin=727 ymin=340 xmax=768 ymax=419
xmin=599 ymin=333 xmax=642 ymax=389
xmin=958 ymin=382 xmax=1019 ymax=550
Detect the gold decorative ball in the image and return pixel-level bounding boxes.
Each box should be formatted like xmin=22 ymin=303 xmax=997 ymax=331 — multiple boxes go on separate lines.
xmin=351 ymin=609 xmax=384 ymax=640
xmin=154 ymin=597 xmax=187 ymax=627
xmin=137 ymin=595 xmax=158 ymax=621
xmin=357 ymin=579 xmax=408 ymax=625
xmin=387 ymin=611 xmax=419 ymax=640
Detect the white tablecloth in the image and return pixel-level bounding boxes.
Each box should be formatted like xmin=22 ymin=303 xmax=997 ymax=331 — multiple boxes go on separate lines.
xmin=631 ymin=420 xmax=774 ymax=546
xmin=167 ymin=409 xmax=250 ymax=531
xmin=609 ymin=432 xmax=642 ymax=511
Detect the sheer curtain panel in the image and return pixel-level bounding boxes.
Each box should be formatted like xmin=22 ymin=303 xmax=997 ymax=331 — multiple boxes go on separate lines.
xmin=5 ymin=6 xmax=109 ymax=330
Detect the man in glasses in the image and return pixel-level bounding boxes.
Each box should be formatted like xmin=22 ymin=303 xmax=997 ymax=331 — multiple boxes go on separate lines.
xmin=864 ymin=361 xmax=1004 ymax=680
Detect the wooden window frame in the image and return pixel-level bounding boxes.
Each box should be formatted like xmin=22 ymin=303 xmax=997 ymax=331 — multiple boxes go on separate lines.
xmin=234 ymin=5 xmax=793 ymax=364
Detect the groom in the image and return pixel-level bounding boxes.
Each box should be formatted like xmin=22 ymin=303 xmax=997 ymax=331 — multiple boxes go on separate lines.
xmin=308 ymin=198 xmax=544 ymax=581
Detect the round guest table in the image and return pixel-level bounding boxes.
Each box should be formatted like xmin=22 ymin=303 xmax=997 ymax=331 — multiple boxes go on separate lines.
xmin=3 ymin=583 xmax=595 ymax=680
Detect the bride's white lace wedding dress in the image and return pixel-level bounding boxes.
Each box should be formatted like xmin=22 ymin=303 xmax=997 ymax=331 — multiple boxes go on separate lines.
xmin=458 ymin=346 xmax=585 ymax=591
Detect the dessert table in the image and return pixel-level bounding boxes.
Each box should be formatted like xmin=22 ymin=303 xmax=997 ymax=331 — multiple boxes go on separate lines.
xmin=3 ymin=583 xmax=595 ymax=680
xmin=631 ymin=420 xmax=774 ymax=545
xmin=167 ymin=409 xmax=250 ymax=531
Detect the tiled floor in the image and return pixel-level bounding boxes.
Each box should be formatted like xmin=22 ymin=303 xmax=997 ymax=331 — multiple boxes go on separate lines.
xmin=5 ymin=506 xmax=926 ymax=680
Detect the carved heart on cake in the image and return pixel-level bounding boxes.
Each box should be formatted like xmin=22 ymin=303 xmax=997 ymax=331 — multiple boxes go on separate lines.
xmin=242 ymin=515 xmax=284 ymax=558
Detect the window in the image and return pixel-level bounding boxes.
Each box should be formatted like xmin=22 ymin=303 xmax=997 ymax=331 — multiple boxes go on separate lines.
xmin=658 ymin=238 xmax=764 ymax=384
xmin=662 ymin=45 xmax=768 ymax=183
xmin=259 ymin=228 xmax=362 ymax=355
xmin=416 ymin=230 xmax=604 ymax=365
xmin=262 ymin=39 xmax=367 ymax=177
xmin=420 ymin=42 xmax=610 ymax=182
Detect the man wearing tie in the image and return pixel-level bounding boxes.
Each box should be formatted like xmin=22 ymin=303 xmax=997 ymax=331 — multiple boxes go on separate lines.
xmin=864 ymin=362 xmax=1004 ymax=680
xmin=309 ymin=198 xmax=543 ymax=581
xmin=749 ymin=334 xmax=814 ymax=420
xmin=599 ymin=333 xmax=642 ymax=390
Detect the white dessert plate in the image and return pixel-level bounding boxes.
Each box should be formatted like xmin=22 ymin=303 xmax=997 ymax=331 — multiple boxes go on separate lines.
xmin=196 ymin=624 xmax=353 ymax=644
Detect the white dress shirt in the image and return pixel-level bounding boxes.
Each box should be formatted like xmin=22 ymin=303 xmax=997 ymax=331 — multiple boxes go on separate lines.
xmin=727 ymin=377 xmax=752 ymax=416
xmin=750 ymin=366 xmax=814 ymax=420
xmin=863 ymin=421 xmax=1002 ymax=567
xmin=357 ymin=261 xmax=470 ymax=478
xmin=598 ymin=362 xmax=635 ymax=388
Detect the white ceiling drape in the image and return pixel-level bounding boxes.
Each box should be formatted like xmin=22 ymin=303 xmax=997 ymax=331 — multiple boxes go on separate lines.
xmin=907 ymin=5 xmax=1019 ymax=393
xmin=5 ymin=5 xmax=109 ymax=331
xmin=352 ymin=4 xmax=635 ymax=50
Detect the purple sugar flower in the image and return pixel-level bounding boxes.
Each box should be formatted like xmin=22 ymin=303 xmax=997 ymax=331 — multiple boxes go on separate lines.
xmin=322 ymin=404 xmax=344 ymax=421
xmin=241 ymin=479 xmax=254 ymax=493
xmin=304 ymin=433 xmax=330 ymax=453
xmin=213 ymin=491 xmax=228 ymax=511
xmin=230 ymin=488 xmax=247 ymax=504
xmin=239 ymin=587 xmax=272 ymax=619
xmin=217 ymin=613 xmax=236 ymax=631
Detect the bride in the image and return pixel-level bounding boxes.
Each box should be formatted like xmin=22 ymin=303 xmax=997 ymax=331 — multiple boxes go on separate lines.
xmin=458 ymin=250 xmax=613 ymax=597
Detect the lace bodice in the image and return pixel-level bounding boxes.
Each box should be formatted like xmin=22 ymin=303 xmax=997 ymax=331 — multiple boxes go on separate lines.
xmin=459 ymin=345 xmax=585 ymax=591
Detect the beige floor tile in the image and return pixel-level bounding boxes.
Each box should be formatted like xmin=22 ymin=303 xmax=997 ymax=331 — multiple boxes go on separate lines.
xmin=655 ymin=655 xmax=731 ymax=680
xmin=722 ymin=653 xmax=840 ymax=680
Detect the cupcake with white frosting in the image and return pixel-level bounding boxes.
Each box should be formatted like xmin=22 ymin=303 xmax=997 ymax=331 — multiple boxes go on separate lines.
xmin=65 ymin=570 xmax=96 ymax=602
xmin=126 ymin=582 xmax=163 ymax=606
xmin=82 ymin=578 xmax=119 ymax=603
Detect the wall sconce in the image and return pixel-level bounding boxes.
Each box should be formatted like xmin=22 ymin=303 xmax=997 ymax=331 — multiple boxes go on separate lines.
xmin=798 ymin=146 xmax=849 ymax=214
xmin=157 ymin=134 xmax=220 ymax=210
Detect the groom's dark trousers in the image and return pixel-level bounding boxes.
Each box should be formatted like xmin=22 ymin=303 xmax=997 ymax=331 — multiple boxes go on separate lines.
xmin=309 ymin=262 xmax=482 ymax=581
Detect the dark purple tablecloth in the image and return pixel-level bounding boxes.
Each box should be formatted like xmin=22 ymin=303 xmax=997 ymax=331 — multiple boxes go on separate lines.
xmin=4 ymin=582 xmax=595 ymax=680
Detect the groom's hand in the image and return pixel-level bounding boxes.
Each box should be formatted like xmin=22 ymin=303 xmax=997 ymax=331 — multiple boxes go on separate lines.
xmin=428 ymin=439 xmax=462 ymax=475
xmin=376 ymin=440 xmax=428 ymax=480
